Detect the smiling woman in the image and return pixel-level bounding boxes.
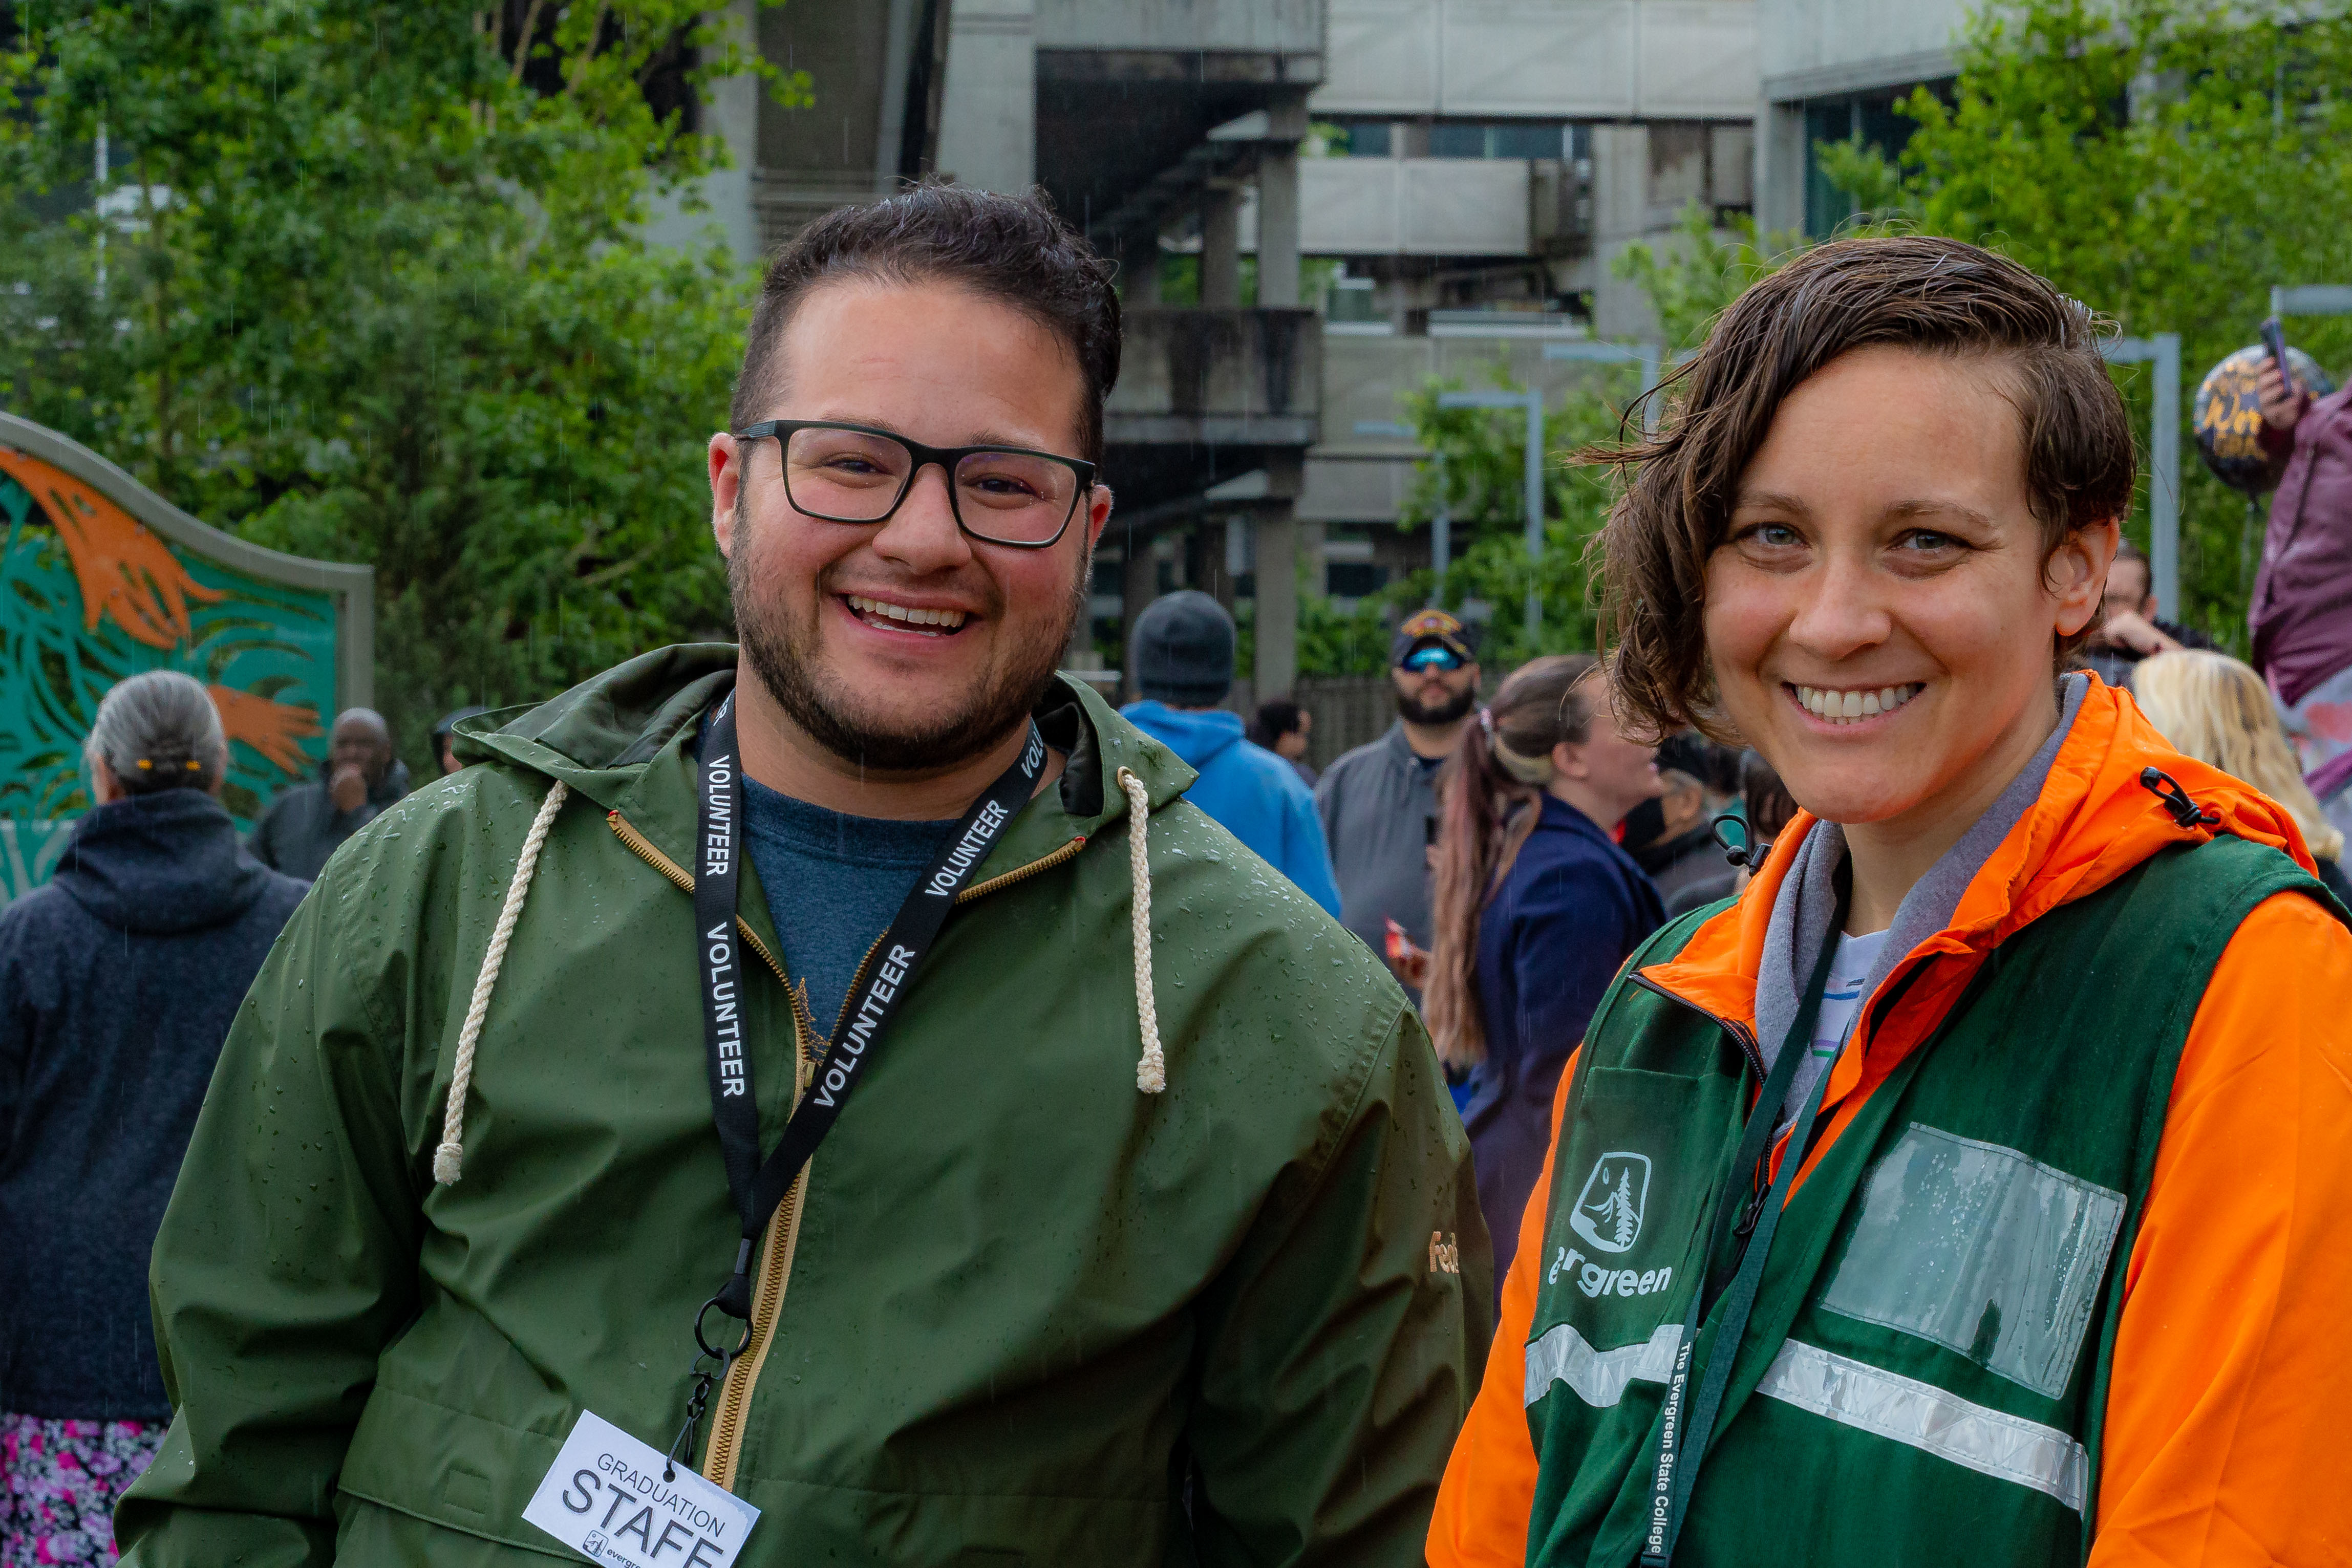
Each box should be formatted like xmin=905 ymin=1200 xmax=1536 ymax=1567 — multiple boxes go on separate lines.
xmin=1428 ymin=237 xmax=2352 ymax=1568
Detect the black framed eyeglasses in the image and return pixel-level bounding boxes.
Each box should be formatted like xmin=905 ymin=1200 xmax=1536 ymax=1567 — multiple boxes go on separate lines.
xmin=732 ymin=419 xmax=1098 ymax=549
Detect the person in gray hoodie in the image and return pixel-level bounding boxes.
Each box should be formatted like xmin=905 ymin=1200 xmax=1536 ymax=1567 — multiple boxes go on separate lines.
xmin=1315 ymin=609 xmax=1484 ymax=994
xmin=0 ymin=671 xmax=305 ymax=1565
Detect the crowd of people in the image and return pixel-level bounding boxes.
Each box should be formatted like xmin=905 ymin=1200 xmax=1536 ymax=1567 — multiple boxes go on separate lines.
xmin=3 ymin=188 xmax=2348 ymax=1566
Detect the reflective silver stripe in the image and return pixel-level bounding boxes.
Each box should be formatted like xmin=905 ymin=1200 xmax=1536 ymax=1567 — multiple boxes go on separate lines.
xmin=1523 ymin=1322 xmax=1683 ymax=1409
xmin=1755 ymin=1340 xmax=2089 ymax=1514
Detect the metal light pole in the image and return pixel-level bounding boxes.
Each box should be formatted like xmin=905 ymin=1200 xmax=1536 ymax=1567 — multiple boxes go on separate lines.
xmin=2099 ymin=335 xmax=2183 ymax=616
xmin=1355 ymin=419 xmax=1450 ymax=601
xmin=1542 ymin=340 xmax=1667 ymax=433
xmin=1437 ymin=389 xmax=1547 ymax=641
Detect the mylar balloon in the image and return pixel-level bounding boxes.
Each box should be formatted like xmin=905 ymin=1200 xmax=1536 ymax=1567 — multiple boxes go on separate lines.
xmin=2194 ymin=345 xmax=2336 ymax=493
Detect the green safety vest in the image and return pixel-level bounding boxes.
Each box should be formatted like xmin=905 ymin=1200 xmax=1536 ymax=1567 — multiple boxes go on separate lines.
xmin=1519 ymin=835 xmax=2344 ymax=1567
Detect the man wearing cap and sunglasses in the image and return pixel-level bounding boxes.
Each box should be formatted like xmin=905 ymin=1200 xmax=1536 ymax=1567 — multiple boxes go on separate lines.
xmin=119 ymin=184 xmax=1489 ymax=1567
xmin=1316 ymin=609 xmax=1484 ymax=996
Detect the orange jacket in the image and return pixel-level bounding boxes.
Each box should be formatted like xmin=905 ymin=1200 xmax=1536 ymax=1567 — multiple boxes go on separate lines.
xmin=1430 ymin=677 xmax=2352 ymax=1567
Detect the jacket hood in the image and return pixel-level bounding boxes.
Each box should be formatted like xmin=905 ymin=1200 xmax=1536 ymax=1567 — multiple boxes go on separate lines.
xmin=454 ymin=644 xmax=1199 ymax=836
xmin=1119 ymin=700 xmax=1246 ymax=771
xmin=51 ymin=789 xmax=277 ymax=935
xmin=1646 ymin=674 xmax=2317 ymax=1024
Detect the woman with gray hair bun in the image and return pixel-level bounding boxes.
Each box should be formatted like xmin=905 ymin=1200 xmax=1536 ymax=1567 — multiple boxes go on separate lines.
xmin=0 ymin=670 xmax=305 ymax=1567
xmin=82 ymin=668 xmax=229 ymax=800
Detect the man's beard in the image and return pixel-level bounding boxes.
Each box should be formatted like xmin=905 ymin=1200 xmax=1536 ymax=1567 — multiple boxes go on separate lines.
xmin=1397 ymin=681 xmax=1477 ymax=727
xmin=729 ymin=509 xmax=1087 ymax=774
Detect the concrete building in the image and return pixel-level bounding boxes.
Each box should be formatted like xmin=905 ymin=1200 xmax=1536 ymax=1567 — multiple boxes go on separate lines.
xmin=1752 ymin=0 xmax=1970 ymax=237
xmin=656 ymin=1 xmax=1767 ymax=696
xmin=1289 ymin=0 xmax=1759 ymax=620
xmin=645 ymin=3 xmax=954 ymax=260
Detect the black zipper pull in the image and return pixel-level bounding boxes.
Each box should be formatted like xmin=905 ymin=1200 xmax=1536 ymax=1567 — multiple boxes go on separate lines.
xmin=2139 ymin=767 xmax=2221 ymax=829
xmin=1711 ymin=814 xmax=1769 ymax=869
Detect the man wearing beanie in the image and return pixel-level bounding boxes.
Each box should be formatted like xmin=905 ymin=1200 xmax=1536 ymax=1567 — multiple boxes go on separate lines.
xmin=1122 ymin=590 xmax=1341 ymax=914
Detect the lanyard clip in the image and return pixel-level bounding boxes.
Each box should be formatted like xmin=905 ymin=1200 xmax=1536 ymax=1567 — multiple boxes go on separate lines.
xmin=666 ymin=1348 xmax=734 ymax=1485
xmin=667 ymin=1283 xmax=758 ymax=1483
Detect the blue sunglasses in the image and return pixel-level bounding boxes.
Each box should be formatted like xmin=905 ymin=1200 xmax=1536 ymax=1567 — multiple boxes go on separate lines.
xmin=1401 ymin=645 xmax=1467 ymax=673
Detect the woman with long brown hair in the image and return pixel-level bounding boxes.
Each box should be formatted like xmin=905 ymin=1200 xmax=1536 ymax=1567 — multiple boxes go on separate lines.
xmin=1426 ymin=654 xmax=1666 ymax=1302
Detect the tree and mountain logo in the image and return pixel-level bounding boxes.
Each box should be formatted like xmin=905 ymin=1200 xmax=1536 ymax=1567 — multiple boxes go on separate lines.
xmin=1569 ymin=1152 xmax=1652 ymax=1255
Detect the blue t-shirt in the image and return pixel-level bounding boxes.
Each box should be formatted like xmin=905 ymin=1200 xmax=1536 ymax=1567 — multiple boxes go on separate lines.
xmin=739 ymin=775 xmax=959 ymax=1037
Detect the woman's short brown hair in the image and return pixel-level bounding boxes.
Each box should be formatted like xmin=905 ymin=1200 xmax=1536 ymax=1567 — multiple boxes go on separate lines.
xmin=1591 ymin=234 xmax=2137 ymax=742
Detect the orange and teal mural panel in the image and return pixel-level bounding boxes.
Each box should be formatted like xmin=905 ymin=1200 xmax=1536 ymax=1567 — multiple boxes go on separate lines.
xmin=0 ymin=415 xmax=371 ymax=900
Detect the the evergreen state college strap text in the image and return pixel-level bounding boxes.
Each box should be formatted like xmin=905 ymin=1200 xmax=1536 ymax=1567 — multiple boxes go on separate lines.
xmin=671 ymin=692 xmax=1047 ymax=1478
xmin=1638 ymin=910 xmax=1845 ymax=1567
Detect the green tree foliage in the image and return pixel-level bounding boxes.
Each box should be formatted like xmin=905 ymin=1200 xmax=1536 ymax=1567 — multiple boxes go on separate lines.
xmin=1604 ymin=0 xmax=2352 ymax=654
xmin=1613 ymin=205 xmax=1805 ymax=354
xmin=0 ymin=1 xmax=807 ymax=763
xmin=1900 ymin=0 xmax=2352 ymax=649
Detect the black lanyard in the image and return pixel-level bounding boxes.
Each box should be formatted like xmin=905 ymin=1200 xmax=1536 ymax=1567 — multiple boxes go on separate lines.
xmin=666 ymin=693 xmax=1046 ymax=1478
xmin=1638 ymin=911 xmax=1847 ymax=1566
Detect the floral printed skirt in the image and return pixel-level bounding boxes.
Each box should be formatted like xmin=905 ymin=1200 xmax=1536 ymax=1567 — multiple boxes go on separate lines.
xmin=2 ymin=1415 xmax=167 ymax=1567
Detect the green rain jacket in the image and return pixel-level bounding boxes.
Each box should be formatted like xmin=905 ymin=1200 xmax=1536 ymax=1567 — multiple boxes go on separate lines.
xmin=116 ymin=647 xmax=1491 ymax=1567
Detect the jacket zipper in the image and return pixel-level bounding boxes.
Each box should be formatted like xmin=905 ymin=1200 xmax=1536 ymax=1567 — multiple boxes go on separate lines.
xmin=955 ymin=834 xmax=1086 ymax=903
xmin=606 ymin=811 xmax=794 ymax=990
xmin=606 ymin=807 xmax=1088 ymax=1490
xmin=1628 ymin=958 xmax=1931 ymax=1226
xmin=1629 ymin=972 xmax=1763 ymax=1080
xmin=1627 ymin=972 xmax=1774 ymax=1231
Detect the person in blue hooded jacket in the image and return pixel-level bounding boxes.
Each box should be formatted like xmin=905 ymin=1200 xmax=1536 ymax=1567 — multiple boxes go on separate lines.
xmin=1121 ymin=591 xmax=1342 ymax=916
xmin=0 ymin=671 xmax=306 ymax=1566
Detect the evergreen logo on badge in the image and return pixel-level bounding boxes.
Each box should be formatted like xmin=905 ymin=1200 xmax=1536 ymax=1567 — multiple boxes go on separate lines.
xmin=1569 ymin=1151 xmax=1651 ymax=1255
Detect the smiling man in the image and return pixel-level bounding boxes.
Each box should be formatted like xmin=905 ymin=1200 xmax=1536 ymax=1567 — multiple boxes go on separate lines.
xmin=1429 ymin=238 xmax=2352 ymax=1567
xmin=118 ymin=185 xmax=1489 ymax=1567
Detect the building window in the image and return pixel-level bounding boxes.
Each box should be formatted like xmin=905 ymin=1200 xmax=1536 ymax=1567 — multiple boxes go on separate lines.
xmin=1428 ymin=122 xmax=1569 ymax=161
xmin=1802 ymin=85 xmax=1949 ymax=236
xmin=1490 ymin=122 xmax=1566 ymax=160
xmin=1428 ymin=122 xmax=1488 ymax=159
xmin=1326 ymin=120 xmax=1394 ymax=157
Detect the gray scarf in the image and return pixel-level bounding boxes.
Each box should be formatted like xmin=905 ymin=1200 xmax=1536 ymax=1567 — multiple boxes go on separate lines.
xmin=1753 ymin=674 xmax=2089 ymax=1127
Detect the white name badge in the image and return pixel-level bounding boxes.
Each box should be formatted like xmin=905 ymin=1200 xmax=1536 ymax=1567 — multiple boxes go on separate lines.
xmin=522 ymin=1410 xmax=760 ymax=1568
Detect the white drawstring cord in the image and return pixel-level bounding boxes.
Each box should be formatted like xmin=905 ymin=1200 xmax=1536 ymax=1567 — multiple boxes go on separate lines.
xmin=434 ymin=780 xmax=570 ymax=1184
xmin=1118 ymin=767 xmax=1164 ymax=1093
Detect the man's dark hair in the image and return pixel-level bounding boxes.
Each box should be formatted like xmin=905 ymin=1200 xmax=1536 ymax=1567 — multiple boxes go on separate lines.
xmin=1250 ymin=699 xmax=1305 ymax=748
xmin=732 ymin=182 xmax=1123 ymax=463
xmin=1588 ymin=234 xmax=2137 ymax=742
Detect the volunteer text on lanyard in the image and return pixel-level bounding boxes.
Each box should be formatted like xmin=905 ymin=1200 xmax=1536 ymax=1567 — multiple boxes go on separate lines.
xmin=670 ymin=692 xmax=1047 ymax=1479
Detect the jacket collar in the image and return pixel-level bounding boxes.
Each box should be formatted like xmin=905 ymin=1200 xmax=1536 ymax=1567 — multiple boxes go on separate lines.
xmin=1641 ymin=672 xmax=2318 ymax=1037
xmin=1536 ymin=792 xmax=1617 ymax=846
xmin=456 ymin=644 xmax=1198 ymax=886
